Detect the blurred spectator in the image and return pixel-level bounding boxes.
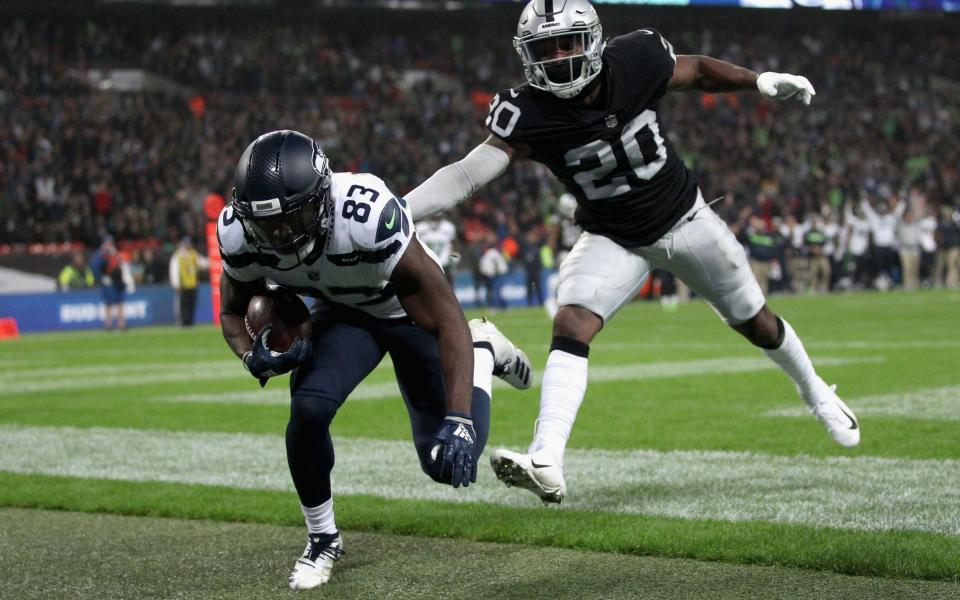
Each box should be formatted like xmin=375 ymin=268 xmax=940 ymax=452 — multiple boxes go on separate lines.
xmin=742 ymin=215 xmax=782 ymax=296
xmin=861 ymin=197 xmax=905 ymax=289
xmin=521 ymin=228 xmax=545 ymax=307
xmin=918 ymin=205 xmax=938 ymax=286
xmin=169 ymin=237 xmax=208 ymax=326
xmin=142 ymin=248 xmax=169 ymax=285
xmin=478 ymin=236 xmax=508 ymax=311
xmin=843 ymin=202 xmax=873 ymax=290
xmin=934 ymin=206 xmax=960 ymax=289
xmin=804 ymin=215 xmax=833 ymax=294
xmin=2 ymin=12 xmax=959 ymax=302
xmin=57 ymin=252 xmax=94 ymax=291
xmin=128 ymin=249 xmax=147 ymax=285
xmin=90 ymin=236 xmax=134 ymax=331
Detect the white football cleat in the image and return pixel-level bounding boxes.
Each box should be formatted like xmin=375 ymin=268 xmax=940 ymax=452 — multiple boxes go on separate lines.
xmin=490 ymin=448 xmax=566 ymax=504
xmin=469 ymin=317 xmax=533 ymax=390
xmin=801 ymin=378 xmax=860 ymax=447
xmin=288 ymin=532 xmax=344 ymax=590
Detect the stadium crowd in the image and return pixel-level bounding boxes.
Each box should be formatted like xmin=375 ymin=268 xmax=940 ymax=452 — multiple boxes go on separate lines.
xmin=2 ymin=10 xmax=958 ymax=293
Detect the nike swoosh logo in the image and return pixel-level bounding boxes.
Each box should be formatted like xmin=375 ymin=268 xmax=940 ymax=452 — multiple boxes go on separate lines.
xmin=385 ymin=210 xmax=396 ymax=229
xmin=839 ymin=406 xmax=858 ymax=430
xmin=530 ymin=459 xmax=552 ymax=469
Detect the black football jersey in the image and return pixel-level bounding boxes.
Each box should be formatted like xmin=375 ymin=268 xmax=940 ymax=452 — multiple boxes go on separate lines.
xmin=486 ymin=29 xmax=697 ymax=247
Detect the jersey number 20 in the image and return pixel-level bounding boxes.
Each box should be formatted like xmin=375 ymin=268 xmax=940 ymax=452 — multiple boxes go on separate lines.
xmin=565 ymin=109 xmax=667 ymax=201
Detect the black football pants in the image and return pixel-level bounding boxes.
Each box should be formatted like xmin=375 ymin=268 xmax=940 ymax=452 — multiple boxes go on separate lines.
xmin=286 ymin=305 xmax=490 ymax=507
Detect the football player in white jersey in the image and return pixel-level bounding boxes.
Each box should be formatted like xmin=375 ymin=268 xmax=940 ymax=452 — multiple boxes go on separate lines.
xmin=217 ymin=130 xmax=533 ymax=589
xmin=414 ymin=214 xmax=459 ymax=284
xmin=407 ymin=0 xmax=859 ymax=505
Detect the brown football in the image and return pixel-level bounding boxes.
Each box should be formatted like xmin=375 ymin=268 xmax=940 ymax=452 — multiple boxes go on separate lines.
xmin=244 ymin=289 xmax=312 ymax=353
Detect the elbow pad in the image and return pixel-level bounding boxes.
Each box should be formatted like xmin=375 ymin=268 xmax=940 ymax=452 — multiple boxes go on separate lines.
xmin=408 ymin=144 xmax=510 ymax=221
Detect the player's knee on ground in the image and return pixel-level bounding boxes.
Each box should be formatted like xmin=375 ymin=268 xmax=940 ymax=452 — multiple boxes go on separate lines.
xmin=415 ymin=440 xmax=449 ymax=484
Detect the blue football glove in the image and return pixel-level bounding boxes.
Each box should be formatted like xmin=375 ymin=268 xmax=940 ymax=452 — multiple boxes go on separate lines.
xmin=430 ymin=413 xmax=477 ymax=488
xmin=242 ymin=325 xmax=311 ymax=388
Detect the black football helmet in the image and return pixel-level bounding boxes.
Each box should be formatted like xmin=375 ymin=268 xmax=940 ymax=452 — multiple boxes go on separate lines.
xmin=232 ymin=130 xmax=332 ymax=261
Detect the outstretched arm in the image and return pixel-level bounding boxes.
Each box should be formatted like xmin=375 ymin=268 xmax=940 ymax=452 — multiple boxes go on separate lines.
xmin=407 ymin=135 xmax=528 ymax=221
xmin=668 ymin=55 xmax=815 ymax=105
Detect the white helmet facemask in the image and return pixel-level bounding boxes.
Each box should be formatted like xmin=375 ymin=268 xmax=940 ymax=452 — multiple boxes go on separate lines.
xmin=514 ymin=0 xmax=604 ymax=99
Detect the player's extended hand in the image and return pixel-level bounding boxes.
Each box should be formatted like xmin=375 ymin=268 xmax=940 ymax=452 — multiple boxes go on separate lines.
xmin=756 ymin=71 xmax=816 ymax=106
xmin=242 ymin=325 xmax=312 ymax=388
xmin=430 ymin=413 xmax=478 ymax=488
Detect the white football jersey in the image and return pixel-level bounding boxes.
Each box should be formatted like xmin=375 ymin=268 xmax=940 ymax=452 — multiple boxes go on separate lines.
xmin=415 ymin=218 xmax=456 ymax=267
xmin=218 ymin=172 xmax=415 ymax=319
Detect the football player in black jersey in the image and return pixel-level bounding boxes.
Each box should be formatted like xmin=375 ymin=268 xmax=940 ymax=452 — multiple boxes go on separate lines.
xmin=407 ymin=0 xmax=859 ymax=505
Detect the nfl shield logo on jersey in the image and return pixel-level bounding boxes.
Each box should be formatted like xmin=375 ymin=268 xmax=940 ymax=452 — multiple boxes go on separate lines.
xmin=605 ymin=114 xmax=618 ymax=128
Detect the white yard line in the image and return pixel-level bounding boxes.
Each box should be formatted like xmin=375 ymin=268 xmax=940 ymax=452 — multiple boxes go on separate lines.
xmin=767 ymin=385 xmax=960 ymax=422
xmin=152 ymin=356 xmax=882 ymax=406
xmin=0 ymin=424 xmax=956 ymax=536
xmin=0 ymin=358 xmax=395 ymax=396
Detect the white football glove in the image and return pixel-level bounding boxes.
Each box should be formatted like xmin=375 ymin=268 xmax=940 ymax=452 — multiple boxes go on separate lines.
xmin=756 ymin=72 xmax=816 ymax=106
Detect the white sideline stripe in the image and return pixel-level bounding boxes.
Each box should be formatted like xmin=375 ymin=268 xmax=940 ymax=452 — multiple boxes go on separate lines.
xmin=766 ymin=385 xmax=960 ymax=422
xmin=0 ymin=361 xmax=238 ymax=381
xmin=588 ymin=356 xmax=878 ymax=382
xmin=0 ymin=358 xmax=395 ymax=396
xmin=152 ymin=357 xmax=880 ymax=406
xmin=161 ymin=381 xmax=404 ymax=406
xmin=1 ymin=425 xmax=957 ymax=536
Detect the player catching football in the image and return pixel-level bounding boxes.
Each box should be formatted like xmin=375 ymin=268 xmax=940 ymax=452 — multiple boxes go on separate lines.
xmin=217 ymin=130 xmax=533 ymax=589
xmin=407 ymin=0 xmax=859 ymax=505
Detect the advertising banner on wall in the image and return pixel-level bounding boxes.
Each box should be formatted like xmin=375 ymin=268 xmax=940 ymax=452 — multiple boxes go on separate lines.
xmin=0 ymin=284 xmax=214 ymax=333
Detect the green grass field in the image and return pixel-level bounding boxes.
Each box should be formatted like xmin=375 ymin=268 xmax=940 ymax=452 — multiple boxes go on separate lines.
xmin=1 ymin=291 xmax=959 ymax=598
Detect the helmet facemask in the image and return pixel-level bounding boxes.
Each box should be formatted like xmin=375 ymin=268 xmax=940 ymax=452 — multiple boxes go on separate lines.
xmin=515 ymin=21 xmax=603 ymax=99
xmin=243 ymin=188 xmax=328 ymax=258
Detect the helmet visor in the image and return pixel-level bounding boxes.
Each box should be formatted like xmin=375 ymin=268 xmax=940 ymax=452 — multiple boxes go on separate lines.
xmin=526 ymin=33 xmax=585 ymax=62
xmin=245 ymin=195 xmax=319 ymax=254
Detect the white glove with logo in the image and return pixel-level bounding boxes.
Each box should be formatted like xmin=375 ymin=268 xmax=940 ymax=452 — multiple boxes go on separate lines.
xmin=757 ymin=72 xmax=816 ymax=106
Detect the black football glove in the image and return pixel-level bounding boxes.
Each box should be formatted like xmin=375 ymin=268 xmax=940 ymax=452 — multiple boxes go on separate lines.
xmin=430 ymin=412 xmax=478 ymax=488
xmin=242 ymin=325 xmax=312 ymax=388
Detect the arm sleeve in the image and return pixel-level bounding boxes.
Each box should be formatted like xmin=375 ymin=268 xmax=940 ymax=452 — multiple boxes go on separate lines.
xmin=407 ymin=143 xmax=511 ymax=221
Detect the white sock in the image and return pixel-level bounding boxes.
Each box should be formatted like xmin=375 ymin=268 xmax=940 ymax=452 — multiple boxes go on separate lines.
xmin=473 ymin=346 xmax=495 ymax=399
xmin=762 ymin=318 xmax=819 ymax=394
xmin=301 ymin=498 xmax=337 ymax=535
xmin=528 ymin=349 xmax=588 ymax=465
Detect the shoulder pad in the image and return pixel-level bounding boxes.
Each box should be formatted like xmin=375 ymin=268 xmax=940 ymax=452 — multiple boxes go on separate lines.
xmin=485 ymin=87 xmax=531 ymax=141
xmin=611 ymin=29 xmax=676 ymax=64
xmin=337 ymin=174 xmax=412 ymax=251
xmin=216 ymin=205 xmax=251 ymax=256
